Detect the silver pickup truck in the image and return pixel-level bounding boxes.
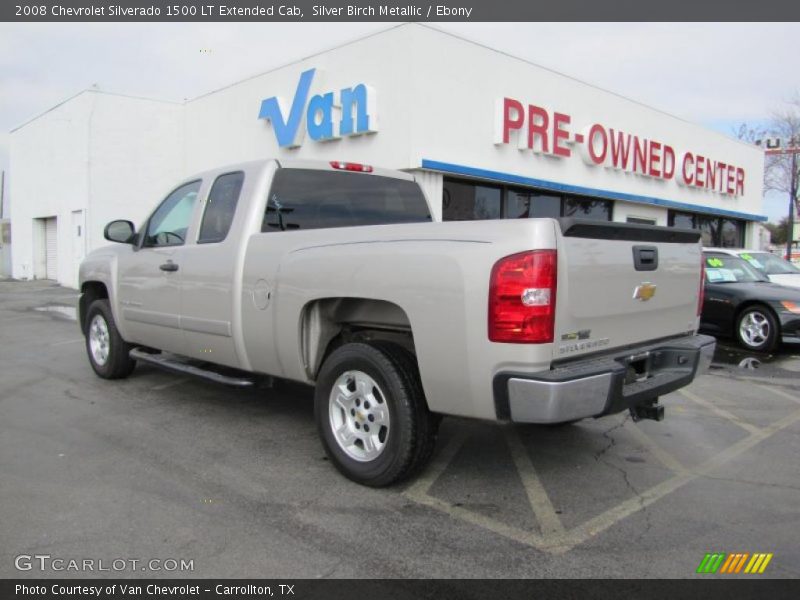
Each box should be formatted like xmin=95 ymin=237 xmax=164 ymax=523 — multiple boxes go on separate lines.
xmin=79 ymin=159 xmax=715 ymax=486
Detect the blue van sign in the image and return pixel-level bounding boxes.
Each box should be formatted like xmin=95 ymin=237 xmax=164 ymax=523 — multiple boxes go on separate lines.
xmin=258 ymin=68 xmax=377 ymax=148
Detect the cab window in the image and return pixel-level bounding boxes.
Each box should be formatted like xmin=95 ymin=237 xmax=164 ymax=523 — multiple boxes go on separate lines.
xmin=198 ymin=172 xmax=244 ymax=244
xmin=143 ymin=181 xmax=201 ymax=247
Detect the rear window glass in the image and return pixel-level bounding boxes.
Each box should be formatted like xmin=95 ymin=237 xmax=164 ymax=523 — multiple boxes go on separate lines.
xmin=262 ymin=169 xmax=431 ymax=232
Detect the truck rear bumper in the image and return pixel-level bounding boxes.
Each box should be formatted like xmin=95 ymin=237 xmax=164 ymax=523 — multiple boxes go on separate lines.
xmin=493 ymin=334 xmax=716 ymax=424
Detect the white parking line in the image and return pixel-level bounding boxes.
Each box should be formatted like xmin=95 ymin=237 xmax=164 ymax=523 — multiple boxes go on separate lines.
xmin=505 ymin=428 xmax=565 ymax=536
xmin=50 ymin=338 xmax=84 ymax=346
xmin=679 ymin=388 xmax=762 ymax=435
xmin=757 ymin=384 xmax=800 ymax=406
xmin=404 ymin=429 xmax=467 ymax=498
xmin=623 ymin=420 xmax=688 ymax=474
xmin=403 ymin=388 xmax=800 ymax=555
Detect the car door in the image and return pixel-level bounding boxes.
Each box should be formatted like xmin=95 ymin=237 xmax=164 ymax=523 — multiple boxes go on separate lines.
xmin=116 ymin=180 xmax=201 ymax=354
xmin=178 ymin=171 xmax=246 ymax=368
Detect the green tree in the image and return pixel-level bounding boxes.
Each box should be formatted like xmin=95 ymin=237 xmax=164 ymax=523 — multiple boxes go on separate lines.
xmin=764 ymin=217 xmax=789 ymax=245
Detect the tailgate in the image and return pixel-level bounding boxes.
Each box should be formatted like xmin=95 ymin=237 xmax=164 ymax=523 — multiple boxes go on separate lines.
xmin=553 ymin=219 xmax=702 ymax=360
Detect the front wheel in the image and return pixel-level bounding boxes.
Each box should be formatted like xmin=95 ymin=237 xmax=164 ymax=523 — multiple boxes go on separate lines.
xmin=85 ymin=299 xmax=137 ymax=379
xmin=735 ymin=305 xmax=778 ymax=353
xmin=314 ymin=342 xmax=439 ymax=487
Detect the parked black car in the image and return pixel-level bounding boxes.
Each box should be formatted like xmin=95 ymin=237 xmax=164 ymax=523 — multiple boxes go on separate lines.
xmin=701 ymin=251 xmax=800 ymax=352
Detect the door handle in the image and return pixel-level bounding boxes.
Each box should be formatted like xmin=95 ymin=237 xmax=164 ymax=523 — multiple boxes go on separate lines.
xmin=159 ymin=261 xmax=179 ymax=272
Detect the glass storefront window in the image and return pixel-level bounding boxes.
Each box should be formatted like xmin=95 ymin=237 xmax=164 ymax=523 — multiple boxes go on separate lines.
xmin=506 ymin=190 xmax=561 ymax=219
xmin=696 ymin=215 xmax=719 ymax=247
xmin=563 ymin=196 xmax=613 ymax=221
xmin=442 ymin=179 xmax=501 ymax=221
xmin=720 ymin=219 xmax=745 ymax=248
xmin=668 ymin=210 xmax=744 ymax=247
xmin=670 ymin=213 xmax=694 ymax=230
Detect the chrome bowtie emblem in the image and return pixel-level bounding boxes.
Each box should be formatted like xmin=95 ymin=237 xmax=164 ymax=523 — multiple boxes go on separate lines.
xmin=633 ymin=282 xmax=657 ymax=301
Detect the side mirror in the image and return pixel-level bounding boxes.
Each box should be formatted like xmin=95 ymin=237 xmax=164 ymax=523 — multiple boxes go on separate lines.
xmin=104 ymin=220 xmax=135 ymax=244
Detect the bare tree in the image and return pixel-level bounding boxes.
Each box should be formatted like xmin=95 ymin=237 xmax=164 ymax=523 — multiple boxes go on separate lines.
xmin=735 ymin=94 xmax=800 ymax=205
xmin=763 ymin=93 xmax=800 ymax=217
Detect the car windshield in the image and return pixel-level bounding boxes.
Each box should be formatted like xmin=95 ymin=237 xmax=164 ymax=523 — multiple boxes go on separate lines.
xmin=704 ymin=254 xmax=768 ymax=284
xmin=739 ymin=251 xmax=800 ymax=275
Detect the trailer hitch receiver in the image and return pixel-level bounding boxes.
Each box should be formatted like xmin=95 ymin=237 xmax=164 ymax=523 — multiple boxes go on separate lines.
xmin=630 ymin=398 xmax=664 ymax=422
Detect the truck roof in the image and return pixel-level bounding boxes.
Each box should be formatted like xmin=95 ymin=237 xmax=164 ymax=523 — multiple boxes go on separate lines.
xmin=183 ymin=159 xmax=416 ymax=185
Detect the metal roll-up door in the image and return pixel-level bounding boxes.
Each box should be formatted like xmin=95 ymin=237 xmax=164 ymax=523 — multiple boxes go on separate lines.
xmin=45 ymin=217 xmax=57 ymax=280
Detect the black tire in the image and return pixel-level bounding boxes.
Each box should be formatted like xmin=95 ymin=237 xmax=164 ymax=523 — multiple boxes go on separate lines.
xmin=735 ymin=305 xmax=779 ymax=353
xmin=314 ymin=342 xmax=440 ymax=487
xmin=84 ymin=299 xmax=136 ymax=379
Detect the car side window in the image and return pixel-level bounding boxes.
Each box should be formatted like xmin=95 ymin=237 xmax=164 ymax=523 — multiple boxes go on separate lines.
xmin=198 ymin=172 xmax=244 ymax=244
xmin=143 ymin=181 xmax=201 ymax=248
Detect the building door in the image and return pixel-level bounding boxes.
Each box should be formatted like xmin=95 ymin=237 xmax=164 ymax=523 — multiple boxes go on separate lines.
xmin=44 ymin=217 xmax=57 ymax=280
xmin=71 ymin=210 xmax=85 ymax=287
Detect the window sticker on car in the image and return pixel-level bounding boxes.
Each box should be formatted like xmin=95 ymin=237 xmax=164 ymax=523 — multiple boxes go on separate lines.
xmin=706 ymin=258 xmax=724 ymax=268
xmin=706 ymin=268 xmax=737 ymax=283
xmin=747 ymin=258 xmax=764 ymax=269
xmin=740 ymin=253 xmax=753 ymax=261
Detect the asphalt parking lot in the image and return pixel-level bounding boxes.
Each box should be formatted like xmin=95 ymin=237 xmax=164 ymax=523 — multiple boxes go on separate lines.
xmin=1 ymin=280 xmax=799 ymax=579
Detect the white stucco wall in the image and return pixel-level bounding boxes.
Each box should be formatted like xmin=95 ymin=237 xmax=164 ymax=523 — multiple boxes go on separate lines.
xmin=10 ymin=92 xmax=91 ymax=284
xmin=10 ymin=91 xmax=183 ymax=287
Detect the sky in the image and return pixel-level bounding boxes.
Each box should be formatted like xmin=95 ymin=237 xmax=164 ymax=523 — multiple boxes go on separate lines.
xmin=1 ymin=22 xmax=799 ymax=221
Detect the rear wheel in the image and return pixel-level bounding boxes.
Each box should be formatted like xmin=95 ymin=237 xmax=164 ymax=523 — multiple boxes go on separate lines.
xmin=735 ymin=305 xmax=778 ymax=352
xmin=85 ymin=299 xmax=136 ymax=379
xmin=314 ymin=342 xmax=439 ymax=487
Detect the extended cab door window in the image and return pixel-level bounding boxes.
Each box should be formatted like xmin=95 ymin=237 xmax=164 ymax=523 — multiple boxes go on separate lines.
xmin=143 ymin=181 xmax=201 ymax=247
xmin=198 ymin=172 xmax=245 ymax=244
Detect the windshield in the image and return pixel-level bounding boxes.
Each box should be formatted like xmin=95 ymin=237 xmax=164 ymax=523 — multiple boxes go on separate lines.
xmin=704 ymin=254 xmax=769 ymax=284
xmin=739 ymin=251 xmax=800 ymax=275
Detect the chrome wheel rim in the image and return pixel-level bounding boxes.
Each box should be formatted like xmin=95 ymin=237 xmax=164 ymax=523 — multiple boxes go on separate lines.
xmin=89 ymin=314 xmax=110 ymax=366
xmin=328 ymin=370 xmax=390 ymax=462
xmin=740 ymin=311 xmax=769 ymax=348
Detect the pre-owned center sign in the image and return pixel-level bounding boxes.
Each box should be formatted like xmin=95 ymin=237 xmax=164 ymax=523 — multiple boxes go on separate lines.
xmin=495 ymin=97 xmax=746 ymax=197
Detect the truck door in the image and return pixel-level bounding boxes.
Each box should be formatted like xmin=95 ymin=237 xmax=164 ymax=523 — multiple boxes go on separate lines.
xmin=116 ymin=180 xmax=201 ymax=354
xmin=177 ymin=171 xmax=245 ymax=368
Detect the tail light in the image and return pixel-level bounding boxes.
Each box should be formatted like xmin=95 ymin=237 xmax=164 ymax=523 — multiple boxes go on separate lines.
xmin=697 ymin=257 xmax=705 ymax=316
xmin=330 ymin=161 xmax=373 ymax=173
xmin=489 ymin=250 xmax=557 ymax=343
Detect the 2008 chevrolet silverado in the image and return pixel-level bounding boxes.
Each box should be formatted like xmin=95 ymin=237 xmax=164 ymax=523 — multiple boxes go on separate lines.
xmin=79 ymin=159 xmax=715 ymax=486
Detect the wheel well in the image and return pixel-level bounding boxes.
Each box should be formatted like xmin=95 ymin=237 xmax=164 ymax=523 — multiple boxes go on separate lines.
xmin=301 ymin=298 xmax=416 ymax=380
xmin=79 ymin=282 xmax=109 ymax=333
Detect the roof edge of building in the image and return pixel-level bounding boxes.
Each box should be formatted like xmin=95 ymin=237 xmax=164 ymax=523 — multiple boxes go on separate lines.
xmin=10 ymin=88 xmax=182 ymax=134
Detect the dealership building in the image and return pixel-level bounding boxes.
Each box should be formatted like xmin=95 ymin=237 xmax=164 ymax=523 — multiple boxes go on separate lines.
xmin=9 ymin=23 xmax=766 ymax=288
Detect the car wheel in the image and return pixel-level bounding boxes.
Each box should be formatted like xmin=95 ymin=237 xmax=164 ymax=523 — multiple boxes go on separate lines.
xmin=85 ymin=299 xmax=137 ymax=379
xmin=735 ymin=305 xmax=778 ymax=353
xmin=315 ymin=342 xmax=440 ymax=487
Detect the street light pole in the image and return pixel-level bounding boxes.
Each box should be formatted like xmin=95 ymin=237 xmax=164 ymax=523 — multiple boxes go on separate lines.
xmin=763 ymin=140 xmax=800 ymax=261
xmin=789 ymin=150 xmax=799 ymax=262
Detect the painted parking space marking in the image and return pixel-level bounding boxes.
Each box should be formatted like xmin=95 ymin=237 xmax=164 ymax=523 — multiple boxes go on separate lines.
xmin=505 ymin=428 xmax=565 ymax=536
xmin=757 ymin=384 xmax=800 ymax=406
xmin=679 ymin=388 xmax=762 ymax=434
xmin=50 ymin=338 xmax=85 ymax=346
xmin=404 ymin=384 xmax=800 ymax=555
